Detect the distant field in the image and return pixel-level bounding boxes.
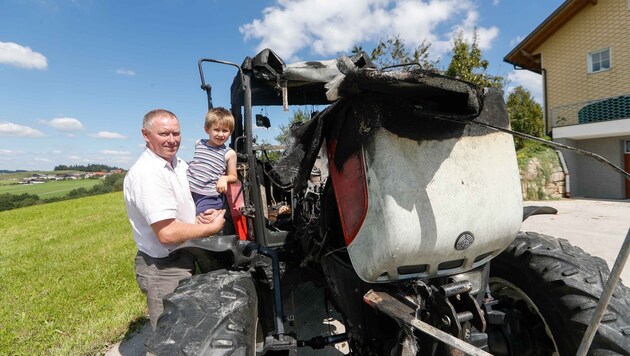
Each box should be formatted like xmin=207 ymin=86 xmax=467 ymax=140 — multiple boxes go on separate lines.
xmin=0 ymin=179 xmax=102 ymax=199
xmin=0 ymin=170 xmax=74 ymax=180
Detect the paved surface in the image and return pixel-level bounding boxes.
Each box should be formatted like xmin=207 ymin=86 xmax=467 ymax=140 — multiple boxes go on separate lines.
xmin=521 ymin=198 xmax=630 ymax=284
xmin=105 ymin=198 xmax=630 ymax=355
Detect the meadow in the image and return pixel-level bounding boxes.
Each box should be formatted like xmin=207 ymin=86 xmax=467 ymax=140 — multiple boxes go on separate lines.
xmin=0 ymin=179 xmax=102 ymax=199
xmin=0 ymin=192 xmax=146 ymax=355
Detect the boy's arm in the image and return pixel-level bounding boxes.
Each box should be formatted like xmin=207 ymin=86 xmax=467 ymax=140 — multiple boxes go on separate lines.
xmin=224 ymin=149 xmax=238 ymax=183
xmin=216 ymin=149 xmax=238 ymax=193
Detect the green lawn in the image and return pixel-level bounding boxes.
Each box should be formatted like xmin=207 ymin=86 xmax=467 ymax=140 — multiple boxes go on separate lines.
xmin=0 ymin=179 xmax=102 ymax=199
xmin=0 ymin=192 xmax=146 ymax=355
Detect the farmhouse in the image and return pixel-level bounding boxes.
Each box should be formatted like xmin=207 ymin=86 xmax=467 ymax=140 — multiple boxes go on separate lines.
xmin=504 ymin=0 xmax=630 ymax=199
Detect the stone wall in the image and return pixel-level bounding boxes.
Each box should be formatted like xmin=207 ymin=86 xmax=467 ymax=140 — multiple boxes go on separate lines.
xmin=519 ymin=156 xmax=566 ymax=200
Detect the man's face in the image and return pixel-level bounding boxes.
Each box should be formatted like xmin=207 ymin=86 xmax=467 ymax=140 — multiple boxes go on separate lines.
xmin=142 ymin=116 xmax=181 ymax=162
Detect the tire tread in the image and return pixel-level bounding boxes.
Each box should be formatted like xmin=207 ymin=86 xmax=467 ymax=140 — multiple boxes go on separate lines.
xmin=493 ymin=232 xmax=630 ymax=355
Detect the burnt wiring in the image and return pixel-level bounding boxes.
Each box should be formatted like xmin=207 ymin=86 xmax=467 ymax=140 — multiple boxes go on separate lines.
xmin=261 ymin=148 xmax=293 ymax=190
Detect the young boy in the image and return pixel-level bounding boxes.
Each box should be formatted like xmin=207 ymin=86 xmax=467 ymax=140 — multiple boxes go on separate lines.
xmin=187 ymin=107 xmax=238 ymax=215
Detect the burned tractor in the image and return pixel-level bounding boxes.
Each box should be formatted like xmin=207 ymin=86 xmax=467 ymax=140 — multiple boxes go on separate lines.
xmin=147 ymin=49 xmax=630 ymax=355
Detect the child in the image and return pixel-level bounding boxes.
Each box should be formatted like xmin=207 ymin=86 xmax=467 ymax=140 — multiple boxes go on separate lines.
xmin=187 ymin=107 xmax=237 ymax=215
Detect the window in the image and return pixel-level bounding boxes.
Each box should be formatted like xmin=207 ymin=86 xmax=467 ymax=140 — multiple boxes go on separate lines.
xmin=625 ymin=140 xmax=630 ymax=154
xmin=588 ymin=48 xmax=611 ymax=73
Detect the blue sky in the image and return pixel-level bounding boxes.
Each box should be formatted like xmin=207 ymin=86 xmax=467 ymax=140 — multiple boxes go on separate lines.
xmin=0 ymin=0 xmax=563 ymax=171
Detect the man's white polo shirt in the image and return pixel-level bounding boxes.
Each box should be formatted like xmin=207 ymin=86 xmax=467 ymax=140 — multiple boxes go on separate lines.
xmin=124 ymin=148 xmax=196 ymax=258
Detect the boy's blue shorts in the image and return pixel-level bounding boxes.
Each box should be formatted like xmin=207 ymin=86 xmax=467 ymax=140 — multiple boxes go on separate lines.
xmin=191 ymin=192 xmax=224 ymax=215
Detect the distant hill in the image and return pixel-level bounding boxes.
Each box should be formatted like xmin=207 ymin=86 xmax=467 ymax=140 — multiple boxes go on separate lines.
xmin=54 ymin=164 xmax=123 ymax=172
xmin=0 ymin=170 xmax=28 ymax=174
xmin=0 ymin=170 xmax=76 ymax=180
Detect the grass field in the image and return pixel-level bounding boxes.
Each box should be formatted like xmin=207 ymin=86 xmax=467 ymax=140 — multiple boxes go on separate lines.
xmin=0 ymin=179 xmax=102 ymax=199
xmin=0 ymin=192 xmax=146 ymax=355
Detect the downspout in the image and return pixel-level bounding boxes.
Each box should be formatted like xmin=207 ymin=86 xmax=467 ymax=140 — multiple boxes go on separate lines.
xmin=541 ymin=68 xmax=550 ymax=137
xmin=555 ymin=150 xmax=570 ymax=198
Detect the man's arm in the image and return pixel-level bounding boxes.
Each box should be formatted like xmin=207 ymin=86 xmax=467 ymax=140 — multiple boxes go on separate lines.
xmin=151 ymin=209 xmax=225 ymax=244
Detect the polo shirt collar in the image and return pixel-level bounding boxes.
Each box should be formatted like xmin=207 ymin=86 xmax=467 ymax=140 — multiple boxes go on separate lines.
xmin=144 ymin=147 xmax=181 ymax=170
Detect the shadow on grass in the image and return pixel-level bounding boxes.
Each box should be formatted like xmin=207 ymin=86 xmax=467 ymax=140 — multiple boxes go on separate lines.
xmin=109 ymin=316 xmax=151 ymax=356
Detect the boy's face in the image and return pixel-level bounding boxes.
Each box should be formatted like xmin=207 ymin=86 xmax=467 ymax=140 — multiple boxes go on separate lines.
xmin=206 ymin=123 xmax=231 ymax=147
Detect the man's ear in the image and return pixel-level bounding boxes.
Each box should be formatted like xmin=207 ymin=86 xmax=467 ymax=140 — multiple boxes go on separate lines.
xmin=141 ymin=128 xmax=150 ymax=143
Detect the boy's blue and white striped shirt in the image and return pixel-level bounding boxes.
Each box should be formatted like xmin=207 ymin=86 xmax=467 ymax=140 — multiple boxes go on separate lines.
xmin=186 ymin=139 xmax=230 ymax=196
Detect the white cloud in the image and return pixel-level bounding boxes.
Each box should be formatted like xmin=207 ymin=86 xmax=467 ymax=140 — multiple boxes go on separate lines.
xmin=510 ymin=35 xmax=524 ymax=48
xmin=240 ymin=0 xmax=498 ymax=62
xmin=89 ymin=131 xmax=127 ymax=139
xmin=47 ymin=117 xmax=85 ymax=131
xmin=471 ymin=26 xmax=499 ymax=50
xmin=0 ymin=122 xmax=45 ymax=137
xmin=115 ymin=69 xmax=136 ymax=76
xmin=100 ymin=150 xmax=131 ymax=155
xmin=0 ymin=42 xmax=48 ymax=70
xmin=33 ymin=157 xmax=51 ymax=162
xmin=0 ymin=149 xmax=14 ymax=155
xmin=506 ymin=69 xmax=543 ymax=103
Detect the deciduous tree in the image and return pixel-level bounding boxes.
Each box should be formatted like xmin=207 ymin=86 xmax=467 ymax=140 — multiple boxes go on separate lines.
xmin=507 ymin=86 xmax=544 ymax=149
xmin=354 ymin=35 xmax=437 ymax=71
xmin=445 ymin=29 xmax=503 ymax=88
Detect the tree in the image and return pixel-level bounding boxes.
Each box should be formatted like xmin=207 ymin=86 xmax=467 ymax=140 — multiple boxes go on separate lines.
xmin=354 ymin=35 xmax=437 ymax=71
xmin=445 ymin=29 xmax=503 ymax=88
xmin=275 ymin=108 xmax=313 ymax=146
xmin=103 ymin=173 xmax=125 ymax=192
xmin=506 ymin=86 xmax=544 ymax=150
xmin=353 ymin=31 xmax=502 ymax=88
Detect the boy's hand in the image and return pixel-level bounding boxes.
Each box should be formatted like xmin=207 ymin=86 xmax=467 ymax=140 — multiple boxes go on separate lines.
xmin=216 ymin=176 xmax=228 ymax=193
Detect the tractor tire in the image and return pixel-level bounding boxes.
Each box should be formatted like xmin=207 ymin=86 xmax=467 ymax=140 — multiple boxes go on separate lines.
xmin=488 ymin=231 xmax=630 ymax=355
xmin=147 ymin=269 xmax=258 ymax=355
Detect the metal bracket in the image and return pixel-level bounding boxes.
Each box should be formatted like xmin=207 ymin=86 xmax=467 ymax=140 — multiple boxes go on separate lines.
xmin=364 ymin=290 xmax=492 ymax=356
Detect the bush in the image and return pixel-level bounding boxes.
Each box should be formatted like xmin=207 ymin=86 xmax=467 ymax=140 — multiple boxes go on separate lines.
xmin=104 ymin=173 xmax=125 ymax=191
xmin=0 ymin=192 xmax=41 ymax=211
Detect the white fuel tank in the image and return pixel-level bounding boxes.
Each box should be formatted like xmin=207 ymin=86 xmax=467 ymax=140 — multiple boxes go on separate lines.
xmin=347 ymin=128 xmax=523 ymax=282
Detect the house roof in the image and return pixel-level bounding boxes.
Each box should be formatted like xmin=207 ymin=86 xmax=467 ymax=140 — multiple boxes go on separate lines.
xmin=503 ymin=0 xmax=598 ymax=73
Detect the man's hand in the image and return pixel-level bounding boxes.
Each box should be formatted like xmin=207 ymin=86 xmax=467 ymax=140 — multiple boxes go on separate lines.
xmin=197 ymin=208 xmax=225 ymax=225
xmin=152 ymin=209 xmax=226 ymax=244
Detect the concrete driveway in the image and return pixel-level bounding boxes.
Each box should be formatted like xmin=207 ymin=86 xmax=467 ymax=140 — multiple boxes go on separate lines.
xmin=106 ymin=198 xmax=630 ymax=355
xmin=521 ymin=198 xmax=630 ymax=284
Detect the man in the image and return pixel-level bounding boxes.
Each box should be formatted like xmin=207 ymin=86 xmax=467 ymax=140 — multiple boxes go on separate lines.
xmin=123 ymin=109 xmax=225 ymax=329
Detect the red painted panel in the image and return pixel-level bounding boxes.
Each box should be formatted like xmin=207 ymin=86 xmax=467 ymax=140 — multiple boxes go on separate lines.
xmin=326 ymin=140 xmax=369 ymax=245
xmin=225 ymin=181 xmax=248 ymax=240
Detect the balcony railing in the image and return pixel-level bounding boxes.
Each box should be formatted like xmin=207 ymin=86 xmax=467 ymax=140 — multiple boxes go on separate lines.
xmin=550 ymin=93 xmax=630 ymax=128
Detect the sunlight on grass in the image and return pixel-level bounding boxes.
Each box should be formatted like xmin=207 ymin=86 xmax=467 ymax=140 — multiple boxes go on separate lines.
xmin=0 ymin=192 xmax=146 ymax=355
xmin=0 ymin=179 xmax=102 ymax=199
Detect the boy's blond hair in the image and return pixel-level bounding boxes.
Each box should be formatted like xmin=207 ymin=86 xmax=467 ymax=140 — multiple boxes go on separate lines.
xmin=205 ymin=107 xmax=235 ymax=132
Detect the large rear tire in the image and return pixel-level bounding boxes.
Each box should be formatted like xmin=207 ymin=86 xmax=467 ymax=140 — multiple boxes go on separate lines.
xmin=488 ymin=232 xmax=630 ymax=355
xmin=147 ymin=269 xmax=258 ymax=355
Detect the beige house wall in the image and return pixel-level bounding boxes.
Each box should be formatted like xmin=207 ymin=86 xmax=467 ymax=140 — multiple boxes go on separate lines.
xmin=536 ymin=0 xmax=630 ymax=127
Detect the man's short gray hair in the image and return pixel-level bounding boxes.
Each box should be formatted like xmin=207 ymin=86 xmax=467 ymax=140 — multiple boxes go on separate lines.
xmin=143 ymin=109 xmax=177 ymax=131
